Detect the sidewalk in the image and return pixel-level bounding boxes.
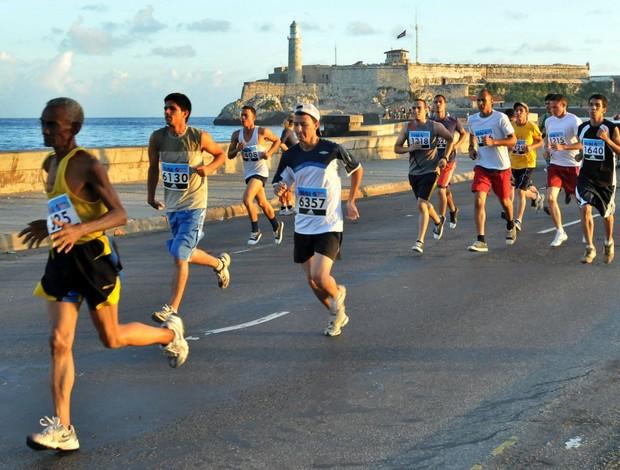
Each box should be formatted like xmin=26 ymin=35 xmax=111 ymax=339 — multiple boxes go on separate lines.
xmin=0 ymin=157 xmax=477 ymax=252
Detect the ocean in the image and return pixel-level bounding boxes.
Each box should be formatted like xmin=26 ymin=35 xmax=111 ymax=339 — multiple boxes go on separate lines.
xmin=0 ymin=117 xmax=282 ymax=152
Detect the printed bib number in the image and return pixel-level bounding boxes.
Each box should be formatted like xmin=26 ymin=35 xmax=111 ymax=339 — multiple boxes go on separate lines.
xmin=513 ymin=139 xmax=527 ymax=155
xmin=474 ymin=128 xmax=493 ymax=147
xmin=583 ymin=138 xmax=605 ymax=161
xmin=47 ymin=194 xmax=81 ymax=234
xmin=548 ymin=131 xmax=567 ymax=146
xmin=436 ymin=137 xmax=447 ymax=149
xmin=241 ymin=145 xmax=262 ymax=161
xmin=408 ymin=131 xmax=431 ymax=150
xmin=297 ymin=187 xmax=327 ymax=216
xmin=162 ymin=163 xmax=190 ymax=191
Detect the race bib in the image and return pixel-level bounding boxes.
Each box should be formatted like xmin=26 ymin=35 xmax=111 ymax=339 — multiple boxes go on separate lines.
xmin=436 ymin=137 xmax=447 ymax=149
xmin=513 ymin=139 xmax=527 ymax=155
xmin=241 ymin=145 xmax=262 ymax=162
xmin=47 ymin=193 xmax=81 ymax=234
xmin=297 ymin=187 xmax=327 ymax=216
xmin=162 ymin=162 xmax=190 ymax=191
xmin=474 ymin=128 xmax=493 ymax=147
xmin=408 ymin=131 xmax=431 ymax=150
xmin=548 ymin=131 xmax=567 ymax=146
xmin=582 ymin=138 xmax=605 ymax=161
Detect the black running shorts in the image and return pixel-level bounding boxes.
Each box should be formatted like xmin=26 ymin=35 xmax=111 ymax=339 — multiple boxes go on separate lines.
xmin=294 ymin=231 xmax=342 ymax=264
xmin=408 ymin=172 xmax=438 ymax=201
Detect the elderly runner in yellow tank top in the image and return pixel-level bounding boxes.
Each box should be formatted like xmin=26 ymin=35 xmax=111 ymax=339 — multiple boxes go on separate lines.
xmin=20 ymin=97 xmax=188 ymax=453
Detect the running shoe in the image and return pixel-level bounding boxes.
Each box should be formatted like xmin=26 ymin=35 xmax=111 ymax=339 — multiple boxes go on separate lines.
xmin=514 ymin=219 xmax=522 ymax=232
xmin=604 ymin=242 xmax=615 ymax=264
xmin=329 ymin=285 xmax=347 ymax=316
xmin=433 ymin=216 xmax=445 ymax=240
xmin=214 ymin=253 xmax=231 ymax=289
xmin=506 ymin=226 xmax=517 ymax=245
xmin=324 ymin=314 xmax=349 ymax=337
xmin=581 ymin=246 xmax=596 ymax=264
xmin=152 ymin=304 xmax=176 ymax=324
xmin=411 ymin=240 xmax=424 ymax=253
xmin=550 ymin=230 xmax=568 ymax=247
xmin=535 ymin=193 xmax=545 ymax=211
xmin=26 ymin=416 xmax=79 ymax=452
xmin=449 ymin=207 xmax=459 ymax=229
xmin=248 ymin=231 xmax=262 ymax=245
xmin=162 ymin=315 xmax=189 ymax=368
xmin=274 ymin=221 xmax=284 ymax=245
xmin=468 ymin=240 xmax=488 ymax=252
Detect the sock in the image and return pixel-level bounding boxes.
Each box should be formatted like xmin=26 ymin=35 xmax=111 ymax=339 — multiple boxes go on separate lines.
xmin=506 ymin=220 xmax=515 ymax=230
xmin=251 ymin=220 xmax=259 ymax=232
xmin=214 ymin=259 xmax=223 ymax=271
xmin=477 ymin=234 xmax=486 ymax=243
xmin=269 ymin=217 xmax=279 ymax=231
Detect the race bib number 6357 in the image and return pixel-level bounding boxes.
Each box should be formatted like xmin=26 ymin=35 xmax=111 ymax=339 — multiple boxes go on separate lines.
xmin=297 ymin=187 xmax=327 ymax=216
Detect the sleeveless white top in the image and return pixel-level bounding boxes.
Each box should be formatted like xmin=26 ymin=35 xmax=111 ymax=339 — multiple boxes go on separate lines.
xmin=239 ymin=127 xmax=269 ymax=178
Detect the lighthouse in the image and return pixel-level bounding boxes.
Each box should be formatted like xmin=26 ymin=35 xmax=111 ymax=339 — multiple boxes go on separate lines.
xmin=287 ymin=21 xmax=302 ymax=84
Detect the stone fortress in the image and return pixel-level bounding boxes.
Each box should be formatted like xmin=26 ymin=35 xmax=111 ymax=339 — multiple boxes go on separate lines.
xmin=214 ymin=21 xmax=590 ymax=124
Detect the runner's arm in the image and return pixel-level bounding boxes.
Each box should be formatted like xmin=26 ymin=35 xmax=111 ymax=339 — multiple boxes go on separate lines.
xmin=436 ymin=123 xmax=455 ymax=163
xmin=147 ymin=133 xmax=164 ymax=210
xmin=260 ymin=128 xmax=281 ymax=159
xmin=394 ymin=125 xmax=411 ymax=154
xmin=599 ymin=126 xmax=620 ymax=155
xmin=195 ymin=131 xmax=226 ymax=176
xmin=227 ymin=131 xmax=241 ymax=159
xmin=346 ymin=164 xmax=364 ymax=221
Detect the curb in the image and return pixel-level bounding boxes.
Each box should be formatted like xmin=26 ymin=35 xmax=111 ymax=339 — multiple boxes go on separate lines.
xmin=1 ymin=171 xmax=474 ymax=253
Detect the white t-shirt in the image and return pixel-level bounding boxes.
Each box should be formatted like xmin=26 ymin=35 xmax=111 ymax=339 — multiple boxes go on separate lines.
xmin=545 ymin=113 xmax=582 ymax=167
xmin=467 ymin=110 xmax=514 ymax=170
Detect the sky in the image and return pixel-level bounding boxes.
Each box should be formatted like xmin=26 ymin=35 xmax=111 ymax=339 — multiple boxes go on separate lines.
xmin=0 ymin=0 xmax=618 ymax=118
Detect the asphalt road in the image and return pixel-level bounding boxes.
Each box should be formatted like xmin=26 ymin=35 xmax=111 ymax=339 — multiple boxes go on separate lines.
xmin=1 ymin=172 xmax=620 ymax=469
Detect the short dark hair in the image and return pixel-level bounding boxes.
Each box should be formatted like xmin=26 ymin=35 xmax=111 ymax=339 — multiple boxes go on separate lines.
xmin=433 ymin=94 xmax=447 ymax=102
xmin=242 ymin=105 xmax=257 ymax=116
xmin=164 ymin=93 xmax=192 ymax=121
xmin=504 ymin=108 xmax=515 ymax=119
xmin=544 ymin=93 xmax=557 ymax=102
xmin=589 ymin=93 xmax=608 ymax=108
xmin=413 ymin=98 xmax=427 ymax=107
xmin=552 ymin=94 xmax=568 ymax=106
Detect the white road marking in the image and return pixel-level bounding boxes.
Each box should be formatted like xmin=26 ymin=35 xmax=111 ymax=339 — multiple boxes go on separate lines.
xmin=186 ymin=336 xmax=201 ymax=341
xmin=203 ymin=311 xmax=291 ymax=336
xmin=232 ymin=244 xmax=274 ymax=254
xmin=537 ymin=215 xmax=599 ymax=234
xmin=565 ymin=436 xmax=583 ymax=449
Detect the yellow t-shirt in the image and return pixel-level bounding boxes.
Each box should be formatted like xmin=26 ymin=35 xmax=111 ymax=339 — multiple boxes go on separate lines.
xmin=510 ymin=121 xmax=541 ymax=169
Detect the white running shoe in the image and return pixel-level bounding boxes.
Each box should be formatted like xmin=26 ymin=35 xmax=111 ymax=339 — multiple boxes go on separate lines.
xmin=468 ymin=240 xmax=488 ymax=253
xmin=162 ymin=315 xmax=189 ymax=368
xmin=329 ymin=285 xmax=347 ymax=316
xmin=550 ymin=230 xmax=568 ymax=247
xmin=151 ymin=304 xmax=176 ymax=324
xmin=26 ymin=416 xmax=79 ymax=452
xmin=248 ymin=231 xmax=262 ymax=245
xmin=324 ymin=314 xmax=349 ymax=337
xmin=274 ymin=221 xmax=284 ymax=245
xmin=214 ymin=253 xmax=231 ymax=289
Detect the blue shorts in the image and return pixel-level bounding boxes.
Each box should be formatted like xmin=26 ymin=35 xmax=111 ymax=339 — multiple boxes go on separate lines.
xmin=166 ymin=209 xmax=206 ymax=261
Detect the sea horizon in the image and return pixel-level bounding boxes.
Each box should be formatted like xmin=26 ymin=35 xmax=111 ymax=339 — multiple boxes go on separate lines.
xmin=0 ymin=116 xmax=282 ymax=152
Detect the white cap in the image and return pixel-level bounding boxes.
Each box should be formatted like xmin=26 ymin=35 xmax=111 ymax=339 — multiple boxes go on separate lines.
xmin=294 ymin=103 xmax=321 ymax=122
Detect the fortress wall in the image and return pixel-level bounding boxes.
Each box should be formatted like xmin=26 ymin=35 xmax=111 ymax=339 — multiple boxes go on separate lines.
xmin=240 ymin=82 xmax=317 ymax=101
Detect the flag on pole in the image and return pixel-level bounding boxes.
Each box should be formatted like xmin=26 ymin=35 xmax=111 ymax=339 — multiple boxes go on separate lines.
xmin=397 ymin=30 xmax=406 ymax=39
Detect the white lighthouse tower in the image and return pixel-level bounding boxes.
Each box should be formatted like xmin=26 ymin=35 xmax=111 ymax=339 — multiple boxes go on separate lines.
xmin=287 ymin=21 xmax=302 ymax=84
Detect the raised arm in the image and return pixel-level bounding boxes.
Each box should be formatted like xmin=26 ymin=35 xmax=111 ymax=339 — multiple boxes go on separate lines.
xmin=195 ymin=131 xmax=226 ymax=177
xmin=259 ymin=127 xmax=281 ymax=159
xmin=227 ymin=130 xmax=241 ymax=159
xmin=394 ymin=125 xmax=412 ymax=154
xmin=147 ymin=132 xmax=164 ymax=210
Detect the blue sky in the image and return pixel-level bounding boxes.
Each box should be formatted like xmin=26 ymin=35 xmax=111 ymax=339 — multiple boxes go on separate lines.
xmin=1 ymin=0 xmax=618 ymax=117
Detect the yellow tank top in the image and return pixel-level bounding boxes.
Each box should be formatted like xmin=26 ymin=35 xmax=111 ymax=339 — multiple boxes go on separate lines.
xmin=46 ymin=146 xmax=108 ymax=243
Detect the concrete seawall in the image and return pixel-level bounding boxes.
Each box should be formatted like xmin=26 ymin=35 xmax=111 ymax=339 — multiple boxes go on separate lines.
xmin=0 ymin=132 xmax=471 ymax=195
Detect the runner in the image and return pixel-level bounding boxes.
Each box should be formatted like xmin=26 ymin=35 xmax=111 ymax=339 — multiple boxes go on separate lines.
xmin=576 ymin=94 xmax=620 ymax=263
xmin=147 ymin=92 xmax=230 ymax=323
xmin=467 ymin=89 xmax=517 ymax=252
xmin=431 ymin=94 xmax=468 ymax=229
xmin=20 ymin=97 xmax=188 ymax=452
xmin=394 ymin=98 xmax=457 ymax=254
xmin=228 ymin=105 xmax=284 ymax=245
xmin=544 ymin=94 xmax=583 ymax=246
xmin=272 ymin=103 xmax=364 ymax=337
xmin=510 ymin=101 xmax=544 ymax=231
xmin=278 ymin=114 xmax=298 ymax=215
xmin=540 ymin=93 xmax=557 ymax=138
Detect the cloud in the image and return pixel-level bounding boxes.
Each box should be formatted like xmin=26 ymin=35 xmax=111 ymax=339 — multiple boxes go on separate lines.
xmin=40 ymin=52 xmax=75 ymax=93
xmin=151 ymin=45 xmax=196 ymax=58
xmin=476 ymin=46 xmax=505 ymax=54
xmin=181 ymin=18 xmax=231 ymax=32
xmin=60 ymin=17 xmax=129 ymax=55
xmin=81 ymin=3 xmax=108 ymax=12
xmin=259 ymin=23 xmax=275 ymax=32
xmin=515 ymin=41 xmax=571 ymax=54
xmin=0 ymin=51 xmax=15 ymax=62
xmin=346 ymin=21 xmax=379 ymax=36
xmin=130 ymin=5 xmax=165 ymax=34
xmin=302 ymin=21 xmax=323 ymax=32
xmin=503 ymin=10 xmax=527 ymax=20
